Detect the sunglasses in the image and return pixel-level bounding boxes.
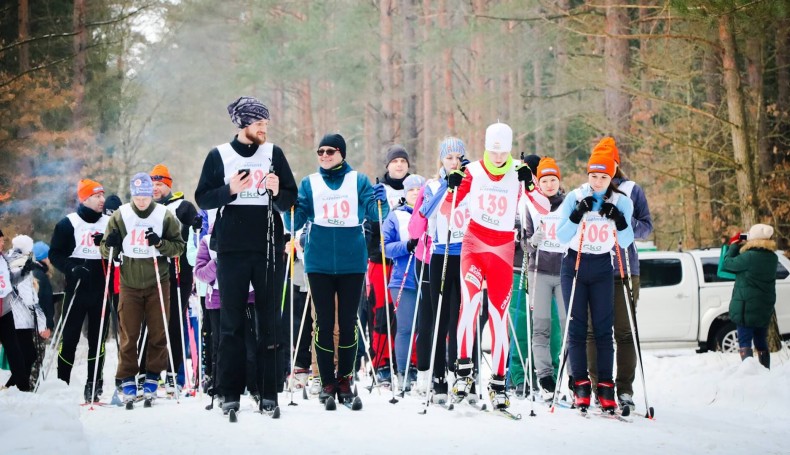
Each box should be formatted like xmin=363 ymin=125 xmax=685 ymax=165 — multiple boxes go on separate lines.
xmin=316 ymin=148 xmax=339 ymax=157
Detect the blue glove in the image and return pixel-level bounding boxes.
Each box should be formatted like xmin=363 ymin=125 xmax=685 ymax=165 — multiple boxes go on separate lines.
xmin=372 ymin=183 xmax=388 ymax=203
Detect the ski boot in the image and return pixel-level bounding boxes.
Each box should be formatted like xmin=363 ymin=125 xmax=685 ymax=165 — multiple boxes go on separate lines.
xmin=488 ymin=375 xmax=510 ymax=410
xmin=142 ymin=373 xmax=159 ymax=401
xmin=309 ymin=377 xmax=322 ymax=396
xmin=538 ymin=376 xmax=556 ymax=402
xmin=451 ymin=358 xmax=475 ymax=401
xmin=164 ymin=372 xmax=182 ymax=397
xmin=289 ymin=368 xmax=310 ymax=389
xmin=573 ymin=378 xmax=592 ymax=410
xmin=376 ymin=366 xmax=392 ymax=388
xmin=135 ymin=373 xmax=145 ymax=399
xmin=411 ymin=370 xmax=430 ymax=397
xmin=318 ymin=382 xmax=337 ymax=405
xmin=618 ymin=393 xmax=635 ymax=413
xmin=597 ymin=381 xmax=617 ymax=413
xmin=83 ymin=380 xmax=103 ymax=403
xmin=337 ymin=375 xmax=354 ymax=404
xmin=222 ymin=394 xmax=240 ymax=415
xmin=431 ymin=376 xmax=449 ymax=404
xmin=121 ymin=377 xmax=137 ymax=407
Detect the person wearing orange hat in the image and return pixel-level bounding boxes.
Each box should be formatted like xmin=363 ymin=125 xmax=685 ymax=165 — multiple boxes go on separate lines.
xmin=137 ymin=164 xmax=199 ymax=395
xmin=519 ymin=156 xmax=568 ymax=400
xmin=555 ymin=143 xmax=635 ymax=414
xmin=584 ymin=137 xmax=653 ymax=413
xmin=49 ymin=178 xmax=111 ymax=402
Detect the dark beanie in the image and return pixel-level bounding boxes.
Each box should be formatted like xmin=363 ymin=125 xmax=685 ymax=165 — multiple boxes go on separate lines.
xmin=523 ymin=154 xmax=541 ymax=175
xmin=319 ymin=133 xmax=347 ymax=159
xmin=104 ymin=194 xmax=123 ymax=215
xmin=385 ymin=144 xmax=410 ymax=167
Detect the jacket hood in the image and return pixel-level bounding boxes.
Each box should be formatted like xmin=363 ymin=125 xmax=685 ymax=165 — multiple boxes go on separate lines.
xmin=741 ymin=239 xmax=776 ymax=252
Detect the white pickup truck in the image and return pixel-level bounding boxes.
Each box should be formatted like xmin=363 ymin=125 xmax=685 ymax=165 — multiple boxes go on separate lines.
xmin=636 ymin=249 xmax=790 ymax=352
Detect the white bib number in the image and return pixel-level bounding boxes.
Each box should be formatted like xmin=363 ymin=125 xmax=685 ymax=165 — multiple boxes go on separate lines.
xmin=67 ymin=213 xmax=109 ymax=259
xmin=310 ymin=171 xmax=359 ymax=227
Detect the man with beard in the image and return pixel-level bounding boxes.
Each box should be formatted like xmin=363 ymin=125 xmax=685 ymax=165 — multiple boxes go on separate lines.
xmin=195 ymin=96 xmax=297 ymax=416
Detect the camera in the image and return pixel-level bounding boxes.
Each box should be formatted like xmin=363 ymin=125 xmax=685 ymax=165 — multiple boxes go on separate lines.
xmin=739 ymin=233 xmax=748 ymax=241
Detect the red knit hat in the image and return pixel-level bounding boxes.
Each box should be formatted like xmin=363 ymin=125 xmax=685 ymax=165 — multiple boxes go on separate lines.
xmin=587 ymin=149 xmax=616 ymax=177
xmin=593 ymin=137 xmax=620 ymax=165
xmin=150 ymin=164 xmax=173 ymax=188
xmin=536 ymin=157 xmax=561 ymax=180
xmin=77 ymin=179 xmax=104 ymax=202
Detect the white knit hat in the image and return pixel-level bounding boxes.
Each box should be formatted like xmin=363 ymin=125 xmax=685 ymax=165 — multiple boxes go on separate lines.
xmin=12 ymin=234 xmax=34 ymax=255
xmin=485 ymin=122 xmax=513 ymax=153
xmin=748 ymin=223 xmax=774 ymax=241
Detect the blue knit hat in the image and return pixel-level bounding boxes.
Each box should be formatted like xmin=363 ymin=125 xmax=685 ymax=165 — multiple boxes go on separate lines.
xmin=130 ymin=172 xmax=154 ymax=197
xmin=33 ymin=241 xmax=49 ymax=261
xmin=403 ymin=174 xmax=426 ymax=192
xmin=439 ymin=137 xmax=466 ymax=160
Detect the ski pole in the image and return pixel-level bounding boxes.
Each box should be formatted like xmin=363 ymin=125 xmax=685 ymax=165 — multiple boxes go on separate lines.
xmin=174 ymin=257 xmax=191 ymax=391
xmin=102 ymin=257 xmax=121 ymax=354
xmin=399 ymin=239 xmax=426 ymax=398
xmin=525 ymin=223 xmax=539 ymax=416
xmin=550 ymin=213 xmax=587 ymax=413
xmin=184 ymin=296 xmax=199 ymax=395
xmin=35 ymin=278 xmax=81 ymax=392
xmin=150 ymin=234 xmax=180 ymax=402
xmin=512 ymin=206 xmax=531 ymax=399
xmin=390 ymin=252 xmax=414 ymax=394
xmin=422 ymin=190 xmax=458 ymax=413
xmin=377 ymin=199 xmax=399 ymax=404
xmin=89 ymin=247 xmax=114 ymax=407
xmin=475 ymin=299 xmax=484 ymax=404
xmin=289 ymin=284 xmax=311 ymax=395
xmin=137 ymin=326 xmax=148 ymax=366
xmin=287 ymin=206 xmax=298 ymax=406
xmin=614 ymin=231 xmax=654 ymax=419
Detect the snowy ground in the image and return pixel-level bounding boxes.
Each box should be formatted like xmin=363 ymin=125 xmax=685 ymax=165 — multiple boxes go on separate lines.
xmin=2 ymin=339 xmax=789 ymax=455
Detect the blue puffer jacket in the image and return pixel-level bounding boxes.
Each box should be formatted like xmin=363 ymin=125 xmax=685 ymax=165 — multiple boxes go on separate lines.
xmin=285 ymin=161 xmax=386 ymax=275
xmin=383 ymin=203 xmax=417 ymax=291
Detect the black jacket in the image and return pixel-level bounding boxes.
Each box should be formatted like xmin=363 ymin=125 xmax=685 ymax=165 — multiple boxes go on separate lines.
xmin=49 ymin=204 xmax=106 ymax=293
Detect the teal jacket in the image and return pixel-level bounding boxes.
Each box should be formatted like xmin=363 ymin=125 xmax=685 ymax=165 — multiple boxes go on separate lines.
xmin=722 ymin=239 xmax=778 ymax=328
xmin=285 ymin=161 xmax=387 ymax=274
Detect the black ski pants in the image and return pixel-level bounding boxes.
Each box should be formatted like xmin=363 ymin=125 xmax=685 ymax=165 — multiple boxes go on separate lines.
xmin=58 ymin=285 xmax=108 ymax=384
xmin=0 ymin=314 xmax=31 ymax=391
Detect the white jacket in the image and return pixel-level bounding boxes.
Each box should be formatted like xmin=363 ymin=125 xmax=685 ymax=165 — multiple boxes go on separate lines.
xmin=6 ymin=249 xmax=46 ymax=332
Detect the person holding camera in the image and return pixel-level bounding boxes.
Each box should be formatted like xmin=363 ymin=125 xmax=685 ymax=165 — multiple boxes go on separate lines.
xmin=194 ymin=96 xmax=297 ymax=415
xmin=721 ymin=224 xmax=778 ymax=369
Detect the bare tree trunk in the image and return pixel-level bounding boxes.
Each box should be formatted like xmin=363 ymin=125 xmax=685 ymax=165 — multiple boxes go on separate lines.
xmin=533 ymin=47 xmax=544 ymax=154
xmin=746 ymin=36 xmax=770 ymax=175
xmin=604 ymin=0 xmax=631 ymax=166
xmin=403 ymin=0 xmax=419 ymax=170
xmin=439 ymin=0 xmax=455 ymax=134
xmin=775 ymin=19 xmax=789 ymax=164
xmin=379 ymin=0 xmax=396 ymax=144
xmin=719 ymin=14 xmax=757 ymax=227
xmin=18 ymin=0 xmax=29 ymax=73
xmin=73 ymin=0 xmax=88 ymax=127
xmin=470 ymin=0 xmax=486 ymax=152
xmin=422 ymin=0 xmax=433 ymax=173
xmin=364 ymin=103 xmax=376 ymax=176
xmin=300 ymin=79 xmax=314 ymax=150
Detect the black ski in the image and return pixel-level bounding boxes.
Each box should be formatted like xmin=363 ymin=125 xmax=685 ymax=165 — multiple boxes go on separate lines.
xmin=341 ymin=396 xmax=363 ymax=411
xmin=125 ymin=401 xmax=134 ymax=410
xmin=324 ymin=396 xmax=337 ymax=411
xmin=492 ymin=408 xmax=522 ymax=420
xmin=143 ymin=398 xmax=153 ymax=408
xmin=228 ymin=409 xmax=238 ymax=422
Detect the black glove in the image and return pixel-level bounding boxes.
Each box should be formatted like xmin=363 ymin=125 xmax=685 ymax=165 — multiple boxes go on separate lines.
xmin=145 ymin=228 xmax=162 ymax=247
xmin=91 ymin=232 xmax=103 ymax=246
xmin=406 ymin=238 xmax=418 ymax=254
xmin=569 ymin=196 xmax=595 ymax=224
xmin=599 ymin=202 xmax=628 ymax=231
xmin=71 ymin=265 xmax=90 ymax=281
xmin=104 ymin=230 xmax=122 ymax=248
xmin=21 ymin=257 xmax=35 ymax=276
xmin=191 ymin=215 xmax=203 ymax=231
xmin=447 ymin=170 xmax=464 ymax=190
xmin=516 ymin=164 xmax=532 ymax=182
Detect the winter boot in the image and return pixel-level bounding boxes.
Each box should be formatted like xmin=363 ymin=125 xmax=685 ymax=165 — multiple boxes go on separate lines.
xmin=319 ymin=382 xmax=337 ymax=404
xmin=309 ymin=377 xmax=322 ymax=396
xmin=290 ymin=368 xmax=310 ymax=389
xmin=597 ymin=381 xmax=617 ymax=412
xmin=222 ymin=394 xmax=240 ymax=414
xmin=538 ymin=376 xmax=556 ymax=402
xmin=121 ymin=377 xmax=137 ymax=404
xmin=411 ymin=370 xmax=430 ymax=397
xmin=756 ymin=350 xmax=770 ymax=370
xmin=431 ymin=376 xmax=449 ymax=404
xmin=142 ymin=373 xmax=159 ymax=400
xmin=488 ymin=374 xmax=510 ymax=410
xmin=337 ymin=375 xmax=354 ymax=404
xmin=84 ymin=380 xmax=103 ymax=403
xmin=452 ymin=358 xmax=475 ymax=399
xmin=739 ymin=347 xmax=754 ymax=361
xmin=618 ymin=393 xmax=635 ymax=412
xmin=165 ymin=372 xmax=181 ymax=396
xmin=573 ymin=378 xmax=592 ymax=409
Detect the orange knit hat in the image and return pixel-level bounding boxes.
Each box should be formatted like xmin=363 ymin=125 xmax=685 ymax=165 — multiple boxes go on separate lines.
xmin=587 ymin=149 xmax=616 ymax=177
xmin=77 ymin=179 xmax=104 ymax=202
xmin=150 ymin=164 xmax=173 ymax=188
xmin=536 ymin=157 xmax=561 ymax=180
xmin=593 ymin=137 xmax=620 ymax=165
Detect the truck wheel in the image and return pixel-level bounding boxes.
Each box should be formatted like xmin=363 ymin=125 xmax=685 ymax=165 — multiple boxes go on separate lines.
xmin=714 ymin=322 xmax=738 ymax=353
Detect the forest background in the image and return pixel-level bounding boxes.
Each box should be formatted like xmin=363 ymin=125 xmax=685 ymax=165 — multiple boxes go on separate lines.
xmin=2 ymin=0 xmax=789 ymax=253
